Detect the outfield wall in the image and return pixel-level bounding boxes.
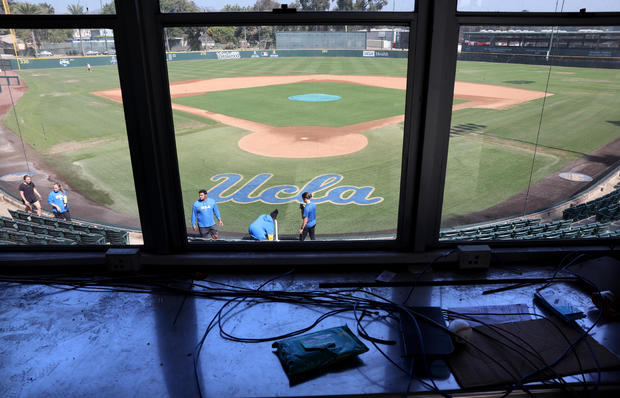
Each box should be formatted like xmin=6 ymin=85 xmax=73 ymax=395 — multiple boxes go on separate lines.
xmin=275 ymin=32 xmax=367 ymax=49
xmin=10 ymin=55 xmax=118 ymax=70
xmin=459 ymin=47 xmax=620 ymax=69
xmin=9 ymin=49 xmax=407 ymax=69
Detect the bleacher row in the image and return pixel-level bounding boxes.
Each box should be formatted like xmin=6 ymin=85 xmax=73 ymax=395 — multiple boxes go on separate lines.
xmin=439 ymin=218 xmax=616 ymax=241
xmin=563 ymin=188 xmax=620 ymax=222
xmin=0 ymin=210 xmax=129 ymax=246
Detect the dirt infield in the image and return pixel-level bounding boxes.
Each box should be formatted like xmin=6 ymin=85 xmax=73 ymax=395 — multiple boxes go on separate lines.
xmin=93 ymin=75 xmax=550 ymax=158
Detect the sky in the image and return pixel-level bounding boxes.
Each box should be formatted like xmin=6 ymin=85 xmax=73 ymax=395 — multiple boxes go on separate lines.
xmin=20 ymin=0 xmax=620 ymax=13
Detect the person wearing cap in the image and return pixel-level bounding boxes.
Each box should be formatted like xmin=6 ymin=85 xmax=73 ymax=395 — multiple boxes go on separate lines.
xmin=299 ymin=192 xmax=316 ymax=241
xmin=248 ymin=209 xmax=278 ymax=241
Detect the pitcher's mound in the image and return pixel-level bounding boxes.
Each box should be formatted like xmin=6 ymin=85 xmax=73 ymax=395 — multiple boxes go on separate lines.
xmin=238 ymin=126 xmax=368 ymax=158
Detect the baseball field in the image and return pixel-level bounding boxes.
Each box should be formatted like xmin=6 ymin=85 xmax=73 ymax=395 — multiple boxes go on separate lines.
xmin=2 ymin=56 xmax=619 ymax=237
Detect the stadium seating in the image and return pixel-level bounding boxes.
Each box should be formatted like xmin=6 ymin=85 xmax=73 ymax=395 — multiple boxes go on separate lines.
xmin=2 ymin=210 xmax=130 ymax=246
xmin=105 ymin=229 xmax=130 ymax=245
xmin=563 ymin=188 xmax=620 ymax=221
xmin=439 ymin=218 xmax=614 ymax=241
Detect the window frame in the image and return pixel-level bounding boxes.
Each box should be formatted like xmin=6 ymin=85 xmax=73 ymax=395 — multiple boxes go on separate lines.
xmin=0 ymin=1 xmax=618 ymax=268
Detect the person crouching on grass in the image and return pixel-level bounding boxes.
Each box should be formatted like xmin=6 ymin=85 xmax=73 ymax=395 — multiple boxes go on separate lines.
xmin=191 ymin=189 xmax=223 ymax=239
xmin=48 ymin=183 xmax=71 ymax=221
xmin=248 ymin=209 xmax=278 ymax=241
xmin=19 ymin=175 xmax=42 ymax=216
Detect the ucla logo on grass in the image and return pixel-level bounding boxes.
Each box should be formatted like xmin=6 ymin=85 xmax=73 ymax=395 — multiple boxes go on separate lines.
xmin=208 ymin=173 xmax=383 ymax=205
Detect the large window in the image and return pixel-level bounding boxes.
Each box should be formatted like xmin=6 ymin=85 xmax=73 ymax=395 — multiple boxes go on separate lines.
xmin=166 ymin=25 xmax=409 ymax=242
xmin=160 ymin=0 xmax=415 ymax=13
xmin=0 ymin=27 xmax=140 ymax=246
xmin=457 ymin=0 xmax=620 ymax=12
xmin=440 ymin=25 xmax=620 ymax=242
xmin=1 ymin=1 xmax=116 ymax=15
xmin=0 ymin=0 xmax=618 ymax=258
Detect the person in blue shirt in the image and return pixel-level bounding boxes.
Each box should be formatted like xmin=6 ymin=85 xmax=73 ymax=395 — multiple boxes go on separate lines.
xmin=248 ymin=209 xmax=278 ymax=241
xmin=298 ymin=192 xmax=316 ymax=241
xmin=191 ymin=189 xmax=223 ymax=239
xmin=48 ymin=183 xmax=71 ymax=221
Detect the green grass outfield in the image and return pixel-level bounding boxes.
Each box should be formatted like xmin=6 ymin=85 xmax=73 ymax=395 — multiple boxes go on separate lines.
xmin=174 ymin=82 xmax=405 ymax=127
xmin=444 ymin=61 xmax=620 ymax=220
xmin=3 ymin=58 xmax=619 ymax=235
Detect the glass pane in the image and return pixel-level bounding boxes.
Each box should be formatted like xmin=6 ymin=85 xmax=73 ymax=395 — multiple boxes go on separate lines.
xmin=160 ymin=0 xmax=414 ymax=13
xmin=0 ymin=28 xmax=140 ymax=247
xmin=165 ymin=25 xmax=409 ymax=242
xmin=440 ymin=26 xmax=620 ymax=242
xmin=1 ymin=1 xmax=115 ymax=15
xmin=458 ymin=0 xmax=620 ymax=12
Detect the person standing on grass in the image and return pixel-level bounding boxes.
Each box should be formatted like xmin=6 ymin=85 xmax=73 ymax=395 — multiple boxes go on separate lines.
xmin=86 ymin=63 xmax=91 ymax=72
xmin=48 ymin=183 xmax=71 ymax=221
xmin=299 ymin=192 xmax=316 ymax=241
xmin=191 ymin=189 xmax=223 ymax=239
xmin=18 ymin=175 xmax=42 ymax=216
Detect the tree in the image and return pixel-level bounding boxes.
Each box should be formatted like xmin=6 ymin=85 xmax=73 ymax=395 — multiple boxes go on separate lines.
xmin=159 ymin=0 xmax=199 ymax=13
xmin=67 ymin=3 xmax=86 ymax=56
xmin=251 ymin=0 xmax=280 ymax=11
xmin=335 ymin=0 xmax=387 ymax=11
xmin=298 ymin=0 xmax=330 ymax=11
xmin=38 ymin=2 xmax=53 ymax=13
xmin=66 ymin=3 xmax=84 ymax=14
xmin=160 ymin=0 xmax=204 ymax=51
xmin=206 ymin=26 xmax=238 ymax=48
xmin=221 ymin=4 xmax=247 ymax=11
xmin=38 ymin=3 xmax=73 ymax=44
xmin=101 ymin=1 xmax=115 ymax=14
xmin=12 ymin=2 xmax=41 ymax=56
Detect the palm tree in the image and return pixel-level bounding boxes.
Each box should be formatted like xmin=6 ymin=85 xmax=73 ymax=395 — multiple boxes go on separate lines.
xmin=13 ymin=2 xmax=41 ymax=56
xmin=39 ymin=3 xmax=55 ymax=14
xmin=67 ymin=3 xmax=86 ymax=56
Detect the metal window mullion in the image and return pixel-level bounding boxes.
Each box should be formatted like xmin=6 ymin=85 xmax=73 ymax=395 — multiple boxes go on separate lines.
xmin=113 ymin=0 xmax=186 ymax=253
xmin=396 ymin=10 xmax=424 ymax=249
xmin=157 ymin=10 xmax=417 ymax=252
xmin=159 ymin=11 xmax=416 ymax=27
xmin=457 ymin=12 xmax=620 ymax=26
xmin=412 ymin=0 xmax=460 ymax=251
xmin=0 ymin=14 xmax=117 ymax=29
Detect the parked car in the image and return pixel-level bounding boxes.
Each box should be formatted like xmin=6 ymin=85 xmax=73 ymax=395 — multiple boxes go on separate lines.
xmin=85 ymin=50 xmax=100 ymax=56
xmin=39 ymin=50 xmax=53 ymax=57
xmin=103 ymin=49 xmax=116 ymax=55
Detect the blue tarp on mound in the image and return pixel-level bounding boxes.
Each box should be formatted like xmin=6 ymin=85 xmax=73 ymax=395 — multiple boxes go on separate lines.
xmin=288 ymin=93 xmax=341 ymax=102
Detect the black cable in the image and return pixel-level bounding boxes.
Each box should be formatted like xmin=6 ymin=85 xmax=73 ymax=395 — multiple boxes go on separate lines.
xmin=522 ymin=0 xmax=565 ymax=215
xmin=449 ymin=309 xmax=592 ymax=394
xmin=193 ymin=268 xmax=295 ymax=398
xmin=517 ymin=312 xmax=603 ymax=393
xmin=452 ymin=313 xmax=580 ymax=397
xmin=402 ymin=249 xmax=456 ymax=305
xmin=351 ymin=303 xmax=440 ymax=395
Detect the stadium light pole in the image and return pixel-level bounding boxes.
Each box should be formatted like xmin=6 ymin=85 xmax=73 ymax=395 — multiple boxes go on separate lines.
xmin=100 ymin=0 xmax=108 ymax=52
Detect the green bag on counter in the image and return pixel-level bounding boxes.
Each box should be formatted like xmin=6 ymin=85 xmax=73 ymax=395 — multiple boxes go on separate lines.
xmin=272 ymin=325 xmax=369 ymax=377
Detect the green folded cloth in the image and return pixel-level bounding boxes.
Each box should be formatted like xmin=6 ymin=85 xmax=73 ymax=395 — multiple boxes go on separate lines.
xmin=272 ymin=325 xmax=369 ymax=377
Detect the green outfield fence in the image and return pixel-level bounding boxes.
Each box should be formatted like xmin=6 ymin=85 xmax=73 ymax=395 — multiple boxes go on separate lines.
xmin=8 ymin=48 xmax=408 ymax=70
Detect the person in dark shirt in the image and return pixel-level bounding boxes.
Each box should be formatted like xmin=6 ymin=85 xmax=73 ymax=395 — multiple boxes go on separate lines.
xmin=18 ymin=175 xmax=42 ymax=216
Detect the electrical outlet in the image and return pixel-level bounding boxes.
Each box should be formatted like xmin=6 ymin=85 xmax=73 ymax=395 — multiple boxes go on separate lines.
xmin=106 ymin=248 xmax=141 ymax=272
xmin=457 ymin=245 xmax=491 ymax=269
